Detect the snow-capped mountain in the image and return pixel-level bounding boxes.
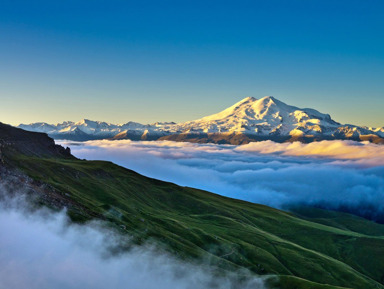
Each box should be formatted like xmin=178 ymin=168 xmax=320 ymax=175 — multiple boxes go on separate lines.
xmin=18 ymin=96 xmax=384 ymax=144
xmin=173 ymin=96 xmax=340 ymax=136
xmin=18 ymin=119 xmax=176 ymax=141
xmin=371 ymin=127 xmax=384 ymax=138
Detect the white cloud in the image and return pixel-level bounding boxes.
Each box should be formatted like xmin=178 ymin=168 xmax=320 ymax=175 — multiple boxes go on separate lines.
xmin=237 ymin=140 xmax=384 ymax=167
xmin=60 ymin=139 xmax=384 ymax=221
xmin=0 ymin=192 xmax=266 ymax=289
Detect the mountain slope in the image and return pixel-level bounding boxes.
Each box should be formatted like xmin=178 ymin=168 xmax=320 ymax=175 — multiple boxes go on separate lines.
xmin=0 ymin=122 xmax=72 ymax=159
xmin=18 ymin=96 xmax=384 ymax=144
xmin=18 ymin=119 xmax=176 ymax=141
xmin=174 ymin=96 xmax=339 ymax=135
xmin=1 ymin=124 xmax=384 ymax=289
xmin=161 ymin=96 xmax=384 ymax=144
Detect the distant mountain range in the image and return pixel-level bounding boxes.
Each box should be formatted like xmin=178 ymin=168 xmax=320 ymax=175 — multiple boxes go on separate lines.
xmin=19 ymin=96 xmax=384 ymax=144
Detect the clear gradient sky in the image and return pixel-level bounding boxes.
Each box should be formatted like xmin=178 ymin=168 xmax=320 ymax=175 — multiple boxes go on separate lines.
xmin=1 ymin=0 xmax=383 ymax=127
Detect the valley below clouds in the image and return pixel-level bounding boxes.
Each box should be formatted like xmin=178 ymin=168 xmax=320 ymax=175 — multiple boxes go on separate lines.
xmin=61 ymin=139 xmax=384 ymax=222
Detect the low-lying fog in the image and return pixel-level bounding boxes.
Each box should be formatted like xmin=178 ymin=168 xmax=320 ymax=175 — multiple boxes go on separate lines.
xmin=0 ymin=192 xmax=266 ymax=289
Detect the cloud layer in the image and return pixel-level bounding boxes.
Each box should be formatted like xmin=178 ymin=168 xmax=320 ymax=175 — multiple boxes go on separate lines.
xmin=0 ymin=192 xmax=266 ymax=289
xmin=61 ymin=139 xmax=384 ymax=221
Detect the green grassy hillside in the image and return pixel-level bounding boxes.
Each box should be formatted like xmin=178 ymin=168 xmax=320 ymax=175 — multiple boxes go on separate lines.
xmin=1 ymin=123 xmax=384 ymax=289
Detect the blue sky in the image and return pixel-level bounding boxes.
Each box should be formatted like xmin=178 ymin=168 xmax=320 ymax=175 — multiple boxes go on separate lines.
xmin=1 ymin=0 xmax=383 ymax=126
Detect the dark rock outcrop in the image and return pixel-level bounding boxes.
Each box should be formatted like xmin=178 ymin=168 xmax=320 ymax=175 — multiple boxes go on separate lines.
xmin=0 ymin=122 xmax=74 ymax=159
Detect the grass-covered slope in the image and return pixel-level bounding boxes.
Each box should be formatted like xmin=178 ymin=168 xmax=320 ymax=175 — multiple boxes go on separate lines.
xmin=1 ymin=123 xmax=384 ymax=289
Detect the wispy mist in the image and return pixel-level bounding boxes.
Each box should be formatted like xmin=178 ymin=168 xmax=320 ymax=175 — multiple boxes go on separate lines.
xmin=61 ymin=139 xmax=384 ymax=221
xmin=0 ymin=191 xmax=267 ymax=289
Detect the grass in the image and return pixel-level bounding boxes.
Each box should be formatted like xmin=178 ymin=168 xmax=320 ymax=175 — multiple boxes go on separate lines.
xmin=5 ymin=152 xmax=384 ymax=289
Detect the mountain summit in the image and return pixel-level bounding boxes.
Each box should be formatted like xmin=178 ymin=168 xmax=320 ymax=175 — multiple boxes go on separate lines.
xmin=174 ymin=96 xmax=340 ymax=136
xmin=18 ymin=96 xmax=384 ymax=144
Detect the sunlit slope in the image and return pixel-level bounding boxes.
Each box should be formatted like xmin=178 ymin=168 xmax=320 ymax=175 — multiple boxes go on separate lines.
xmin=4 ymin=155 xmax=383 ymax=289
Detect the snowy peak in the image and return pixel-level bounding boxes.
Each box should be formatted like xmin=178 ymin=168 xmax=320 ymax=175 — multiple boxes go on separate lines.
xmin=176 ymin=96 xmax=339 ymax=135
xmin=17 ymin=96 xmax=383 ymax=144
xmin=196 ymin=96 xmax=333 ymax=123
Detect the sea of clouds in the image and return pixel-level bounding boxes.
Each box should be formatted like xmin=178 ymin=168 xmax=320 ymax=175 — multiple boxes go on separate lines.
xmin=60 ymin=139 xmax=384 ymax=222
xmin=1 ymin=139 xmax=383 ymax=288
